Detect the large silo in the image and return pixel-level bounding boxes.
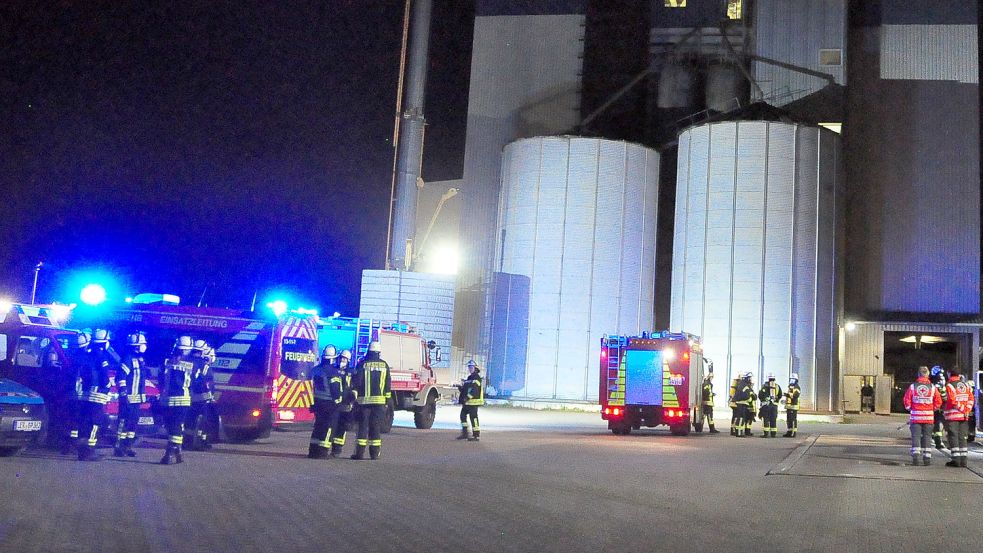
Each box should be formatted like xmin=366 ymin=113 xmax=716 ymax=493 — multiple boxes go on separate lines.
xmin=670 ymin=121 xmax=842 ymax=412
xmin=489 ymin=136 xmax=659 ymax=401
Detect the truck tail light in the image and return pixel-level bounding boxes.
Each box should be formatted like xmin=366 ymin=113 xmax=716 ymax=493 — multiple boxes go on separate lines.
xmin=251 ymin=409 xmax=261 ymax=417
xmin=613 ymin=407 xmax=621 ymax=416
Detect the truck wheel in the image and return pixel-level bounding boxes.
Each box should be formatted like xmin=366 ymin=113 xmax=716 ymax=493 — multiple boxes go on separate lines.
xmin=611 ymin=423 xmax=631 ymax=435
xmin=670 ymin=424 xmax=690 ymax=436
xmin=413 ymin=393 xmax=437 ymax=429
xmin=380 ymin=399 xmax=395 ymax=434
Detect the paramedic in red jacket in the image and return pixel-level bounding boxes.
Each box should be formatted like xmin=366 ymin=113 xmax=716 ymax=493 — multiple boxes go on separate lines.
xmin=903 ymin=366 xmax=942 ymax=466
xmin=943 ymin=367 xmax=975 ymax=468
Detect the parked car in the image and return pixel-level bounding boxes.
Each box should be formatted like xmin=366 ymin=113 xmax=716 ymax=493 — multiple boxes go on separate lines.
xmin=0 ymin=377 xmax=46 ymax=456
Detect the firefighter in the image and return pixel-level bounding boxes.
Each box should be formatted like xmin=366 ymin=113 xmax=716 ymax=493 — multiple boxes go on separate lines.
xmin=160 ymin=336 xmax=195 ymax=465
xmin=904 ymin=366 xmax=942 ymax=466
xmin=732 ymin=372 xmax=755 ymax=437
xmin=60 ymin=331 xmax=90 ymax=455
xmin=187 ymin=340 xmax=217 ymax=450
xmin=743 ymin=373 xmax=757 ymax=437
xmin=77 ymin=328 xmax=115 ymax=461
xmin=457 ymin=360 xmax=484 ymax=441
xmin=699 ymin=369 xmax=719 ymax=433
xmin=930 ymin=366 xmax=948 ymax=450
xmin=943 ymin=367 xmax=975 ymax=468
xmin=350 ymin=341 xmax=391 ymax=460
xmin=758 ymin=374 xmax=783 ymax=438
xmin=729 ymin=377 xmax=740 ymax=436
xmin=329 ymin=349 xmax=354 ymax=458
xmin=783 ymin=373 xmax=801 ymax=437
xmin=308 ymin=345 xmax=341 ymax=459
xmin=114 ymin=332 xmax=148 ymax=457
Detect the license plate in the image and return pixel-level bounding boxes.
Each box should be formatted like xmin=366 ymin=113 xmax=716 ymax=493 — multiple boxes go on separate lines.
xmin=14 ymin=420 xmax=42 ymax=431
xmin=138 ymin=416 xmax=155 ymax=425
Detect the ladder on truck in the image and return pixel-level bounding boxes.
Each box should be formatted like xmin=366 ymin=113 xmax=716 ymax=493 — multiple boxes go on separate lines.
xmin=353 ymin=318 xmax=382 ymax=362
xmin=604 ymin=336 xmax=628 ymax=406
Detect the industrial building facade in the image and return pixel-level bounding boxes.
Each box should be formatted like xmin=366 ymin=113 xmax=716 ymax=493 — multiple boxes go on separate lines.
xmin=449 ymin=0 xmax=981 ymax=413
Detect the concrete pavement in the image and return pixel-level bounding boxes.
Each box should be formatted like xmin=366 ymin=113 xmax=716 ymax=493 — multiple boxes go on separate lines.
xmin=1 ymin=407 xmax=979 ymax=553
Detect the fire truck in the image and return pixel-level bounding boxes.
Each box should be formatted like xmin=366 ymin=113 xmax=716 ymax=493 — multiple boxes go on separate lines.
xmin=599 ymin=331 xmax=705 ymax=436
xmin=0 ymin=302 xmax=161 ymax=444
xmin=317 ymin=316 xmax=441 ymax=433
xmin=69 ymin=297 xmax=320 ymax=442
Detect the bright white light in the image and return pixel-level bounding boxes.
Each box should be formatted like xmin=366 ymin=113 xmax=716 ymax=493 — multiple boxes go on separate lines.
xmin=47 ymin=303 xmax=73 ymax=324
xmin=124 ymin=297 xmax=133 ymax=303
xmin=845 ymin=322 xmax=857 ymax=332
xmin=266 ymin=300 xmax=288 ymax=317
xmin=427 ymin=243 xmax=459 ymax=275
xmin=0 ymin=298 xmax=12 ymax=314
xmin=662 ymin=348 xmax=676 ymax=361
xmin=80 ymin=284 xmax=107 ymax=306
xmin=332 ymin=311 xmax=341 ymax=318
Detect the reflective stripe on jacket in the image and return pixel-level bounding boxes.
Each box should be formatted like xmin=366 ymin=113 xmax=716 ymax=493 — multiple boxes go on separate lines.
xmin=904 ymin=378 xmax=941 ymax=424
xmin=352 ymin=355 xmax=391 ymax=405
xmin=785 ymin=385 xmax=801 ymax=411
xmin=944 ymin=377 xmax=975 ymax=421
xmin=465 ymin=375 xmax=484 ymax=406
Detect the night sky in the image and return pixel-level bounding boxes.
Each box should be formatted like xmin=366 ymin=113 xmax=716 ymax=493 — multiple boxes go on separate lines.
xmin=0 ymin=0 xmax=474 ymax=314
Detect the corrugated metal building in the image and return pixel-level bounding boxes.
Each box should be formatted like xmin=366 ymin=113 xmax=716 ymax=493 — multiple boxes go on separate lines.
xmin=453 ymin=0 xmax=587 ymax=379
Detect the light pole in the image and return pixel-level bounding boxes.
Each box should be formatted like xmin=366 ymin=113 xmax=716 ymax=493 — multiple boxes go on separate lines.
xmin=30 ymin=261 xmax=43 ymax=304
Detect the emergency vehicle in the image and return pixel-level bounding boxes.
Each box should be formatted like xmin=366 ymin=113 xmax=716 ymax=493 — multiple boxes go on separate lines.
xmin=0 ymin=302 xmax=160 ymax=444
xmin=317 ymin=316 xmax=441 ymax=432
xmin=69 ymin=297 xmax=320 ymax=442
xmin=599 ymin=331 xmax=705 ymax=436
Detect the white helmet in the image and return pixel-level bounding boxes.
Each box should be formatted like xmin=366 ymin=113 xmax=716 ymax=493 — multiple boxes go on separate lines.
xmin=322 ymin=345 xmax=338 ymax=360
xmin=205 ymin=346 xmax=216 ymax=363
xmin=368 ymin=341 xmax=382 ymax=353
xmin=790 ymin=373 xmax=799 ymax=380
xmin=193 ymin=339 xmax=208 ymax=356
xmin=767 ymin=373 xmax=776 ymax=381
xmin=127 ymin=332 xmax=147 ymax=354
xmin=176 ymin=335 xmax=193 ymax=353
xmin=92 ymin=328 xmax=110 ymax=344
xmin=77 ymin=332 xmax=91 ymax=349
xmin=340 ymin=349 xmax=352 ymax=360
xmin=743 ymin=371 xmax=753 ymax=379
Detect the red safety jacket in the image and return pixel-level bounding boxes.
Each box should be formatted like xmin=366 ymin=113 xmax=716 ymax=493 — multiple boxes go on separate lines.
xmin=943 ymin=376 xmax=975 ymax=422
xmin=903 ymin=377 xmax=942 ymax=424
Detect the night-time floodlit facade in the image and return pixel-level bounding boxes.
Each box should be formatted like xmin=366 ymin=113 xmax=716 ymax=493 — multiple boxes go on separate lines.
xmin=670 ymin=121 xmax=842 ymax=412
xmin=487 ymin=136 xmax=659 ymax=401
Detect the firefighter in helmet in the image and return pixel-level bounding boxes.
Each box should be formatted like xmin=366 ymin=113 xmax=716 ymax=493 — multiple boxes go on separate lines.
xmin=114 ymin=332 xmax=148 ymax=457
xmin=732 ymin=372 xmax=755 ymax=437
xmin=930 ymin=365 xmax=948 ymax=450
xmin=308 ymin=345 xmax=341 ymax=459
xmin=783 ymin=373 xmax=801 ymax=437
xmin=699 ymin=364 xmax=719 ymax=433
xmin=350 ymin=341 xmax=391 ymax=460
xmin=187 ymin=339 xmax=216 ymax=450
xmin=758 ymin=373 xmax=783 ymax=438
xmin=59 ymin=331 xmax=89 ymax=455
xmin=160 ymin=336 xmax=195 ymax=465
xmin=457 ymin=360 xmax=484 ymax=441
xmin=329 ymin=349 xmax=354 ymax=458
xmin=77 ymin=329 xmax=115 ymax=461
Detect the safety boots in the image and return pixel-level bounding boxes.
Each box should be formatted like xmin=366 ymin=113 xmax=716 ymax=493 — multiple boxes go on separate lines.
xmin=708 ymin=425 xmax=720 ymax=434
xmin=114 ymin=438 xmax=136 ymax=458
xmin=467 ymin=431 xmax=480 ymax=442
xmin=911 ymin=455 xmax=921 ymax=466
xmin=77 ymin=446 xmax=103 ymax=462
xmin=369 ymin=446 xmax=381 ymax=460
xmin=350 ymin=445 xmax=365 ymax=460
xmin=945 ymin=459 xmax=960 ymax=468
xmin=160 ymin=444 xmax=183 ymax=465
xmin=308 ymin=444 xmax=329 ymax=459
xmin=456 ymin=428 xmax=470 ymax=440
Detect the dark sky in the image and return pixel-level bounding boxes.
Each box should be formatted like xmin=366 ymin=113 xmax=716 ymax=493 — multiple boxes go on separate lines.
xmin=0 ymin=0 xmax=473 ymax=315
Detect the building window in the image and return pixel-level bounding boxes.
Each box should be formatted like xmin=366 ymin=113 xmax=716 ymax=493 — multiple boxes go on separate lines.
xmin=665 ymin=0 xmax=686 ymax=7
xmin=727 ymin=1 xmax=742 ymax=19
xmin=819 ymin=49 xmax=842 ymax=66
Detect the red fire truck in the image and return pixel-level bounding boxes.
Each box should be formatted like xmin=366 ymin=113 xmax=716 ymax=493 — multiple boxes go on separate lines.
xmin=70 ymin=299 xmax=320 ymax=442
xmin=0 ymin=302 xmax=161 ymax=444
xmin=599 ymin=331 xmax=705 ymax=436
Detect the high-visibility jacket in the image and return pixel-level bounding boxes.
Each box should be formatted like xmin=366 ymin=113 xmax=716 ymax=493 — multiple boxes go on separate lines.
xmin=118 ymin=354 xmax=147 ymax=404
xmin=785 ymin=384 xmax=801 ymax=411
xmin=311 ymin=361 xmax=346 ymax=404
xmin=351 ymin=352 xmax=391 ymax=406
xmin=190 ymin=357 xmax=215 ymax=403
xmin=464 ymin=374 xmax=484 ymax=406
xmin=733 ymin=380 xmax=754 ymax=406
xmin=701 ymin=380 xmax=714 ymax=407
xmin=162 ymin=355 xmax=194 ymax=407
xmin=81 ymin=347 xmax=113 ymax=404
xmin=944 ymin=376 xmax=975 ymax=421
xmin=904 ymin=377 xmax=942 ymax=424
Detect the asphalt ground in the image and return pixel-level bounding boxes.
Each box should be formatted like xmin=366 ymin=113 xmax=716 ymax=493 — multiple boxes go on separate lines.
xmin=1 ymin=407 xmax=980 ymax=553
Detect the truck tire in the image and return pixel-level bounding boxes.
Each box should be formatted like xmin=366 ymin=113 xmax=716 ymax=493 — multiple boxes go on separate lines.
xmin=670 ymin=424 xmax=690 ymax=436
xmin=413 ymin=392 xmax=437 ymax=429
xmin=611 ymin=423 xmax=631 ymax=435
xmin=380 ymin=399 xmax=395 ymax=434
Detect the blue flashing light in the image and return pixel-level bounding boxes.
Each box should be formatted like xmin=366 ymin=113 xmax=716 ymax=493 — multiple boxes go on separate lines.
xmin=80 ymin=284 xmax=107 ymax=306
xmin=124 ymin=297 xmax=133 ymax=303
xmin=266 ymin=300 xmax=288 ymax=317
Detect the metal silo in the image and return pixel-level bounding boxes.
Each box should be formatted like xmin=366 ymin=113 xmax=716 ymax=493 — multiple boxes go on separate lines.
xmin=670 ymin=121 xmax=842 ymax=412
xmin=705 ymin=63 xmax=749 ymax=112
xmin=657 ymin=63 xmax=700 ymax=109
xmin=490 ymin=136 xmax=659 ymax=401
